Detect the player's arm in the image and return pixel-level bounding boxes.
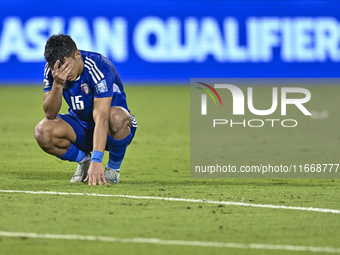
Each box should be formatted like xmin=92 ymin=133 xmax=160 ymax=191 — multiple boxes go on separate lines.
xmin=43 ymin=60 xmax=72 ymax=119
xmin=84 ymin=97 xmax=112 ymax=185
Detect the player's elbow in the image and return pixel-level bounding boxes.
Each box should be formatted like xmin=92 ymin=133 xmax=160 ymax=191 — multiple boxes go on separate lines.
xmin=44 ymin=111 xmax=57 ymax=120
xmin=45 ymin=114 xmax=56 ymax=120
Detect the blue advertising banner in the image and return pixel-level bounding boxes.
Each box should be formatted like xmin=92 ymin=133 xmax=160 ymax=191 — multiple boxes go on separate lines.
xmin=1 ymin=0 xmax=340 ymax=83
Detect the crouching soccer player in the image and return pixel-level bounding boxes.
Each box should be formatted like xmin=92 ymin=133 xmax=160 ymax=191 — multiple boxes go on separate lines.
xmin=34 ymin=34 xmax=137 ymax=185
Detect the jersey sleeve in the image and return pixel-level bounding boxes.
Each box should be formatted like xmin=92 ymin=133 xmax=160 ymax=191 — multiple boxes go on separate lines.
xmin=43 ymin=63 xmax=54 ymax=93
xmin=84 ymin=56 xmax=115 ymax=98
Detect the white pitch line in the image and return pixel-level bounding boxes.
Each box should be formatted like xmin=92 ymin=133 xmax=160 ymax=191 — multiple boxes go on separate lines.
xmin=0 ymin=231 xmax=339 ymax=253
xmin=0 ymin=189 xmax=340 ymax=214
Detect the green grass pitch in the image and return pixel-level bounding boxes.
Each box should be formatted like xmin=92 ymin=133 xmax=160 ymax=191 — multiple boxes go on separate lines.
xmin=0 ymin=86 xmax=339 ymax=255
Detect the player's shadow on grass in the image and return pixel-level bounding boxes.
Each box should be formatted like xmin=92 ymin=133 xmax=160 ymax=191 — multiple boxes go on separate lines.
xmin=5 ymin=171 xmax=335 ymax=186
xmin=6 ymin=170 xmax=71 ymax=181
xmin=124 ymin=179 xmax=336 ymax=187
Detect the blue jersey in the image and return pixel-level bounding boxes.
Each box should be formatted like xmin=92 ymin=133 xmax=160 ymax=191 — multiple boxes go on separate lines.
xmin=43 ymin=50 xmax=130 ymax=130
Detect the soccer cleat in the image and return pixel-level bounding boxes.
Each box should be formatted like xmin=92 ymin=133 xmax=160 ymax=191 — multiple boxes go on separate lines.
xmin=70 ymin=154 xmax=91 ymax=183
xmin=104 ymin=165 xmax=120 ymax=184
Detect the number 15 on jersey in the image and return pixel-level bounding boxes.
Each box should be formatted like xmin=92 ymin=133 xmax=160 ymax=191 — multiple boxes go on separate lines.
xmin=70 ymin=95 xmax=84 ymax=110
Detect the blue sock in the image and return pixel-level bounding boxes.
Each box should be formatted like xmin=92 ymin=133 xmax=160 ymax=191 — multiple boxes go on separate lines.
xmin=58 ymin=143 xmax=88 ymax=163
xmin=107 ymin=132 xmax=132 ymax=170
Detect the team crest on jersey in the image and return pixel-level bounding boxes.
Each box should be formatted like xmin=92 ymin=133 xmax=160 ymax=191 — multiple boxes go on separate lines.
xmin=81 ymin=83 xmax=90 ymax=94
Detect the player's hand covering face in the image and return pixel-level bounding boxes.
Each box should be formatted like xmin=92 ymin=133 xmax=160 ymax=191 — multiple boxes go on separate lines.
xmin=51 ymin=60 xmax=72 ymax=85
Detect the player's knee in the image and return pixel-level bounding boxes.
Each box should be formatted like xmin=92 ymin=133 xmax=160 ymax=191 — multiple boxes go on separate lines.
xmin=109 ymin=107 xmax=131 ymax=134
xmin=34 ymin=119 xmax=54 ymax=150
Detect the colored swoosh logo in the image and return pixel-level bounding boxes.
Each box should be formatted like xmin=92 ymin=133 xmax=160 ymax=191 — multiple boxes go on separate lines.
xmin=196 ymin=82 xmax=223 ymax=106
xmin=196 ymin=87 xmax=217 ymax=105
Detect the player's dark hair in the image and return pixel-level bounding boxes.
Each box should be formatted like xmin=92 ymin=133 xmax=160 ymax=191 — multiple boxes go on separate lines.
xmin=44 ymin=34 xmax=78 ymax=68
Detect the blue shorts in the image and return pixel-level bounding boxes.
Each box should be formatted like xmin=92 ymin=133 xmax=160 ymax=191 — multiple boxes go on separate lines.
xmin=57 ymin=114 xmax=137 ymax=153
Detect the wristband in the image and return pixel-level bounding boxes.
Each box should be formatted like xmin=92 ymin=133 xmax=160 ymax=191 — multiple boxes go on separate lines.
xmin=91 ymin=151 xmax=103 ymax=163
